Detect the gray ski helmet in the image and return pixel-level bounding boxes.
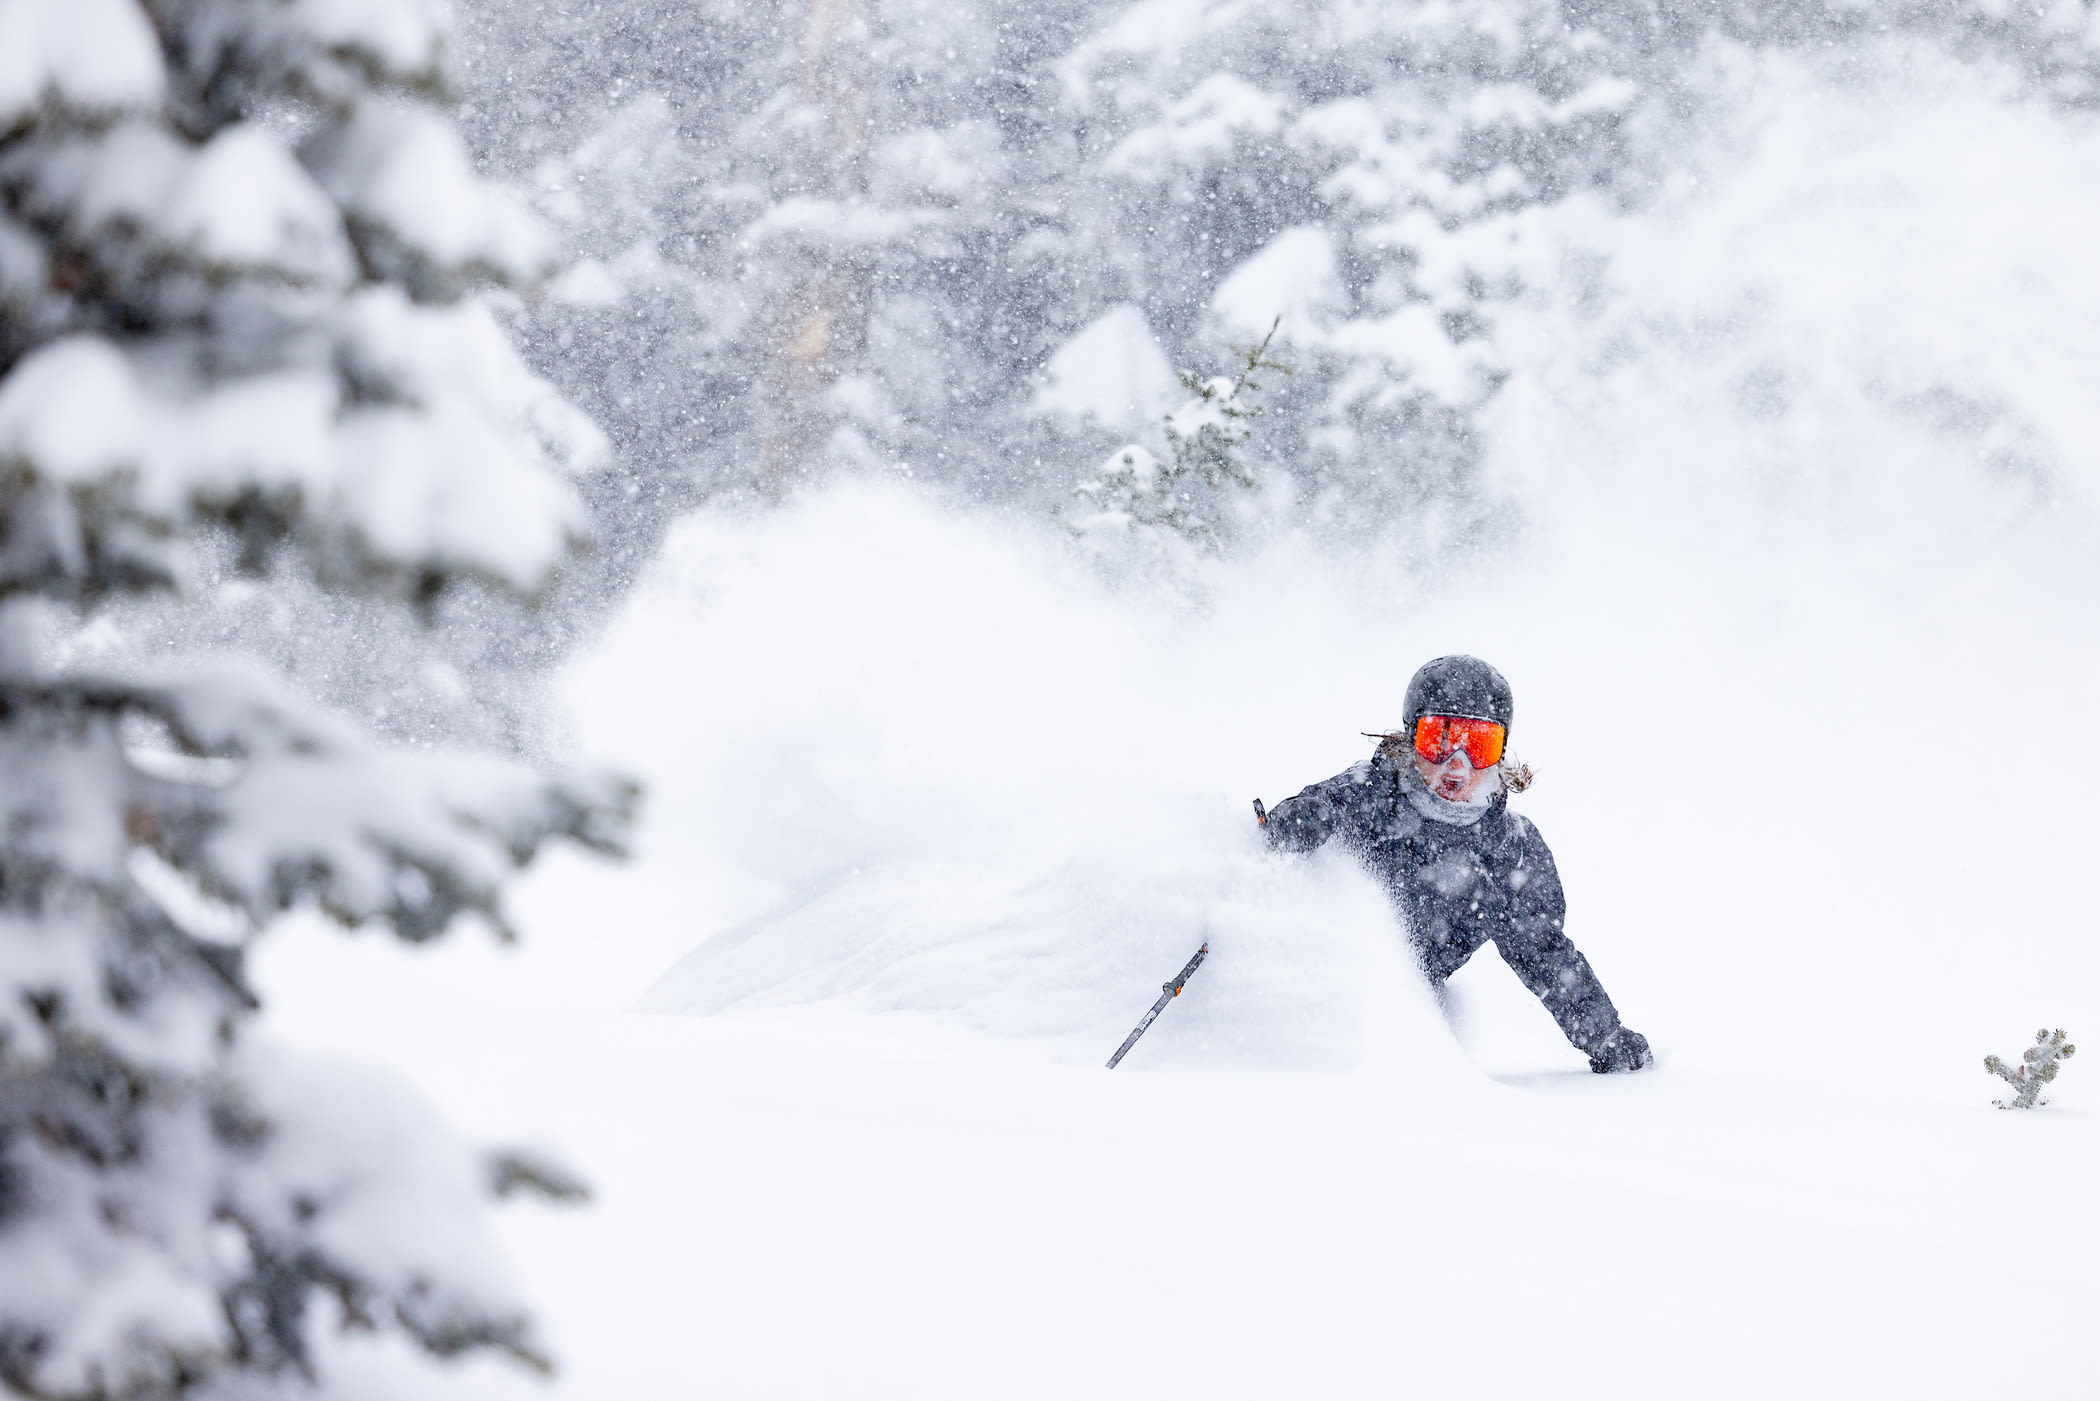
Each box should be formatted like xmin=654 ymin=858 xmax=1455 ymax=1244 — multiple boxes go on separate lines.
xmin=1402 ymin=655 xmax=1514 ymax=738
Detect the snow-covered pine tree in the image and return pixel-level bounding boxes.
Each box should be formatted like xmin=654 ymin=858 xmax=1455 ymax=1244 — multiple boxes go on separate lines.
xmin=721 ymin=0 xmax=1126 ymax=493
xmin=1051 ymin=0 xmax=2100 ymax=545
xmin=0 ymin=1 xmax=634 ymax=1395
xmin=1985 ymin=1028 xmax=2076 ymax=1110
xmin=1069 ymin=318 xmax=1287 ymax=557
xmin=1159 ymin=318 xmax=1289 ymax=504
xmin=461 ymin=0 xmax=1123 ymax=509
xmin=1053 ymin=0 xmax=1654 ymax=544
xmin=462 ymin=0 xmax=2100 ymax=549
xmin=426 ymin=0 xmax=2100 ymax=605
xmin=466 ymin=0 xmax=1669 ymax=536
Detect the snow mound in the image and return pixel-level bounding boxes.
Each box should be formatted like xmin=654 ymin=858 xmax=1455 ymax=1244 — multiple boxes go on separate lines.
xmin=1031 ymin=304 xmax=1180 ymax=433
xmin=1210 ymin=226 xmax=1345 ymax=341
xmin=0 ymin=0 xmax=163 ymax=127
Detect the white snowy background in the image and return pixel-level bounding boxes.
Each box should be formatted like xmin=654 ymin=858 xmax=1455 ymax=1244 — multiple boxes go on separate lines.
xmin=246 ymin=34 xmax=2098 ymax=1401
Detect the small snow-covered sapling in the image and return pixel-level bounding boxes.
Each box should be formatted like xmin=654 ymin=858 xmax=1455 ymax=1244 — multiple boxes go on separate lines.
xmin=1983 ymin=1028 xmax=2076 ymax=1109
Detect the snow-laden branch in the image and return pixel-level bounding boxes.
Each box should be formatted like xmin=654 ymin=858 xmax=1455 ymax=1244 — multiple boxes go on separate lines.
xmin=0 ymin=296 xmax=603 ymax=603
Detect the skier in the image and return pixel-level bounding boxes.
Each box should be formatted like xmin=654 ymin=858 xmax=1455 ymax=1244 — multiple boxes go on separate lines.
xmin=1259 ymin=655 xmax=1652 ymax=1073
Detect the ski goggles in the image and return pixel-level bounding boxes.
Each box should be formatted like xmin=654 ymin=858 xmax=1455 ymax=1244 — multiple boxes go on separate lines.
xmin=1412 ymin=714 xmax=1506 ymax=769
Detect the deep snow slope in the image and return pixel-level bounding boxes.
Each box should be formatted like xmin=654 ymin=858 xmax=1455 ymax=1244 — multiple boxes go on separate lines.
xmin=253 ymin=43 xmax=2098 ymax=1400
xmin=263 ymin=1009 xmax=2094 ymax=1400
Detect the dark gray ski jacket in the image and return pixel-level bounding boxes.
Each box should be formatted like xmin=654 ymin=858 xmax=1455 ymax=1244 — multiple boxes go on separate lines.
xmin=1263 ymin=750 xmax=1628 ymax=1056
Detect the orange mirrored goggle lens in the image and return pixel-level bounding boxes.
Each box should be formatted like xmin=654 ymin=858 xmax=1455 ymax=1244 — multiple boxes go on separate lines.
xmin=1413 ymin=715 xmax=1506 ymax=769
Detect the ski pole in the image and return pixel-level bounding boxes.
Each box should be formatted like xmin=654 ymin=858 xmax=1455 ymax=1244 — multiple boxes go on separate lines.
xmin=1252 ymin=798 xmax=1265 ymax=826
xmin=1106 ymin=942 xmax=1209 ymax=1069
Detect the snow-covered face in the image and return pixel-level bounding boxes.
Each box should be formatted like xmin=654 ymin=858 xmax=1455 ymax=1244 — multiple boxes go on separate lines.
xmin=1414 ymin=746 xmax=1494 ymax=803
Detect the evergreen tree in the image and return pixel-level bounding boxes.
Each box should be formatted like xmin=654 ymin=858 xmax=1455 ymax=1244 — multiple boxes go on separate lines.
xmin=1069 ymin=318 xmax=1288 ymax=558
xmin=0 ymin=0 xmax=633 ymax=1395
xmin=462 ymin=0 xmax=1121 ymax=508
xmin=455 ymin=0 xmax=2100 ymax=569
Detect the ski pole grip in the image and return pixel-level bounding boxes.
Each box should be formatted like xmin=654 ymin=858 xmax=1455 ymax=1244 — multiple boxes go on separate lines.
xmin=1252 ymin=798 xmax=1266 ymax=826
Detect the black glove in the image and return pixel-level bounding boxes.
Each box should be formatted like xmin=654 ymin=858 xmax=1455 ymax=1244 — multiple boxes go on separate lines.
xmin=1587 ymin=1028 xmax=1652 ymax=1074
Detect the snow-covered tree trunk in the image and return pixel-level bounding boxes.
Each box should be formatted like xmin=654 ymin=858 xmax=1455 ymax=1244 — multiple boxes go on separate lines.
xmin=0 ymin=0 xmax=634 ymax=1394
xmin=755 ymin=0 xmax=874 ymax=497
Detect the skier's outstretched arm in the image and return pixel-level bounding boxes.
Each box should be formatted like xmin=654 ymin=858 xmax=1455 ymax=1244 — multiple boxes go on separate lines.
xmin=1493 ymin=818 xmax=1649 ymax=1071
xmin=1259 ymin=765 xmax=1370 ymax=853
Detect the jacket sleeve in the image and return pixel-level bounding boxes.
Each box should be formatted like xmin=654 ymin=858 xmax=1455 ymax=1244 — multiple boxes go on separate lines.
xmin=1260 ymin=764 xmax=1372 ymax=854
xmin=1491 ymin=816 xmax=1627 ymax=1055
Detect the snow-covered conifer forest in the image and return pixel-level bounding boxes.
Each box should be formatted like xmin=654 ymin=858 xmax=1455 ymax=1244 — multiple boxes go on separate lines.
xmin=4 ymin=0 xmax=2097 ymax=1396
